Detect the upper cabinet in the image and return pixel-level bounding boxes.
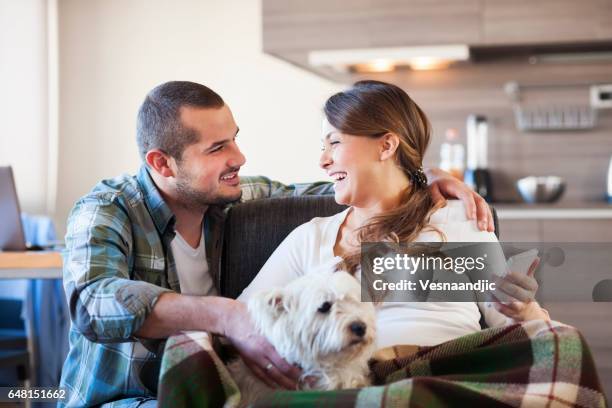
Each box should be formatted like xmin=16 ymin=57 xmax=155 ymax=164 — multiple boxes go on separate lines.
xmin=262 ymin=0 xmax=482 ymax=53
xmin=605 ymin=0 xmax=612 ymax=38
xmin=481 ymin=0 xmax=612 ymax=45
xmin=263 ymin=0 xmax=612 ymax=53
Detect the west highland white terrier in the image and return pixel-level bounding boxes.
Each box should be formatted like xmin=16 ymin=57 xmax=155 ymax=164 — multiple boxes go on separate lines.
xmin=228 ymin=271 xmax=377 ymax=405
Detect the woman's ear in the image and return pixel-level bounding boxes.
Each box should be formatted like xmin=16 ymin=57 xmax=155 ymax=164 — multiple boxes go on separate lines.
xmin=380 ymin=133 xmax=400 ymax=161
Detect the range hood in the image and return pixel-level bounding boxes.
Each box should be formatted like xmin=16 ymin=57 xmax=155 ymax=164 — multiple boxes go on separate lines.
xmin=307 ymin=41 xmax=612 ymax=74
xmin=308 ymin=45 xmax=470 ymax=73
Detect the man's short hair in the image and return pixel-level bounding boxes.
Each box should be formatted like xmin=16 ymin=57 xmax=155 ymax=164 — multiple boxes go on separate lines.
xmin=136 ymin=81 xmax=224 ymax=162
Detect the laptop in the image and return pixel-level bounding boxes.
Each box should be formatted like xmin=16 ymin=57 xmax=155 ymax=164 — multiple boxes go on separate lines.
xmin=0 ymin=166 xmax=28 ymax=251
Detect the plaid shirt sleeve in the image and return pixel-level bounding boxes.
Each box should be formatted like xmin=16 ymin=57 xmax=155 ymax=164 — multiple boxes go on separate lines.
xmin=239 ymin=175 xmax=335 ymax=202
xmin=63 ymin=192 xmax=171 ymax=343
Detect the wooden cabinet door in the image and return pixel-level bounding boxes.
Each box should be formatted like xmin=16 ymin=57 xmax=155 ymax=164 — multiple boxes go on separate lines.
xmin=602 ymin=0 xmax=612 ymax=38
xmin=544 ymin=302 xmax=612 ymax=399
xmin=263 ymin=0 xmax=482 ymax=53
xmin=541 ymin=220 xmax=612 ymax=242
xmin=482 ymin=0 xmax=611 ymax=45
xmin=497 ymin=219 xmax=541 ymax=242
xmin=534 ymin=220 xmax=612 ymax=396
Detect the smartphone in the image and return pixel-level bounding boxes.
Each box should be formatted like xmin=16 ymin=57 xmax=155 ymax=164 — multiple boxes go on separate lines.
xmin=505 ymin=249 xmax=539 ymax=276
xmin=487 ymin=249 xmax=540 ymax=308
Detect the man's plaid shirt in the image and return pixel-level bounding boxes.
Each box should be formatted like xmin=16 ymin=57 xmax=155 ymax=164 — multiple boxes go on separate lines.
xmin=59 ymin=166 xmax=333 ymax=407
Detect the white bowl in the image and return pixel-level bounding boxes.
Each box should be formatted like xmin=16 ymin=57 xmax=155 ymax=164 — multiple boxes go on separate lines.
xmin=516 ymin=176 xmax=565 ymax=203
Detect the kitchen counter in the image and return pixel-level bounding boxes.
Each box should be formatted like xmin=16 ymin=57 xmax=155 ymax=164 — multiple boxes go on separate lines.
xmin=493 ymin=202 xmax=612 ymax=219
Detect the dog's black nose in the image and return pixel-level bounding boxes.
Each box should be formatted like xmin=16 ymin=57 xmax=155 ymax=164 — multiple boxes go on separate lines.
xmin=349 ymin=321 xmax=366 ymax=337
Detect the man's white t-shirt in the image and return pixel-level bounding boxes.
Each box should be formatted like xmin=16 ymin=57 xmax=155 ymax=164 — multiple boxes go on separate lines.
xmin=239 ymin=200 xmax=510 ymax=348
xmin=171 ymin=231 xmax=217 ymax=297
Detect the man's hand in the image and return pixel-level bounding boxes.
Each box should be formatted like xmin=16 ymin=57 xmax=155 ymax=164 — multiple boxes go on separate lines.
xmin=426 ymin=168 xmax=494 ymax=232
xmin=223 ymin=300 xmax=301 ymax=389
xmin=133 ymin=293 xmax=305 ymax=383
xmin=493 ymin=258 xmax=550 ymax=321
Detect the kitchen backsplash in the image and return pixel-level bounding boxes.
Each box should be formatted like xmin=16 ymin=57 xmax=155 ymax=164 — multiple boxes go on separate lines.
xmin=357 ymin=59 xmax=612 ymax=203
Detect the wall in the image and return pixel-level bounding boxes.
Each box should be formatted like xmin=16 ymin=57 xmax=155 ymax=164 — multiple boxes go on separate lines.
xmin=0 ymin=0 xmax=49 ymax=215
xmin=358 ymin=60 xmax=612 ymax=203
xmin=40 ymin=0 xmax=612 ymax=234
xmin=261 ymin=0 xmax=612 ymax=204
xmin=55 ymin=0 xmax=341 ymax=235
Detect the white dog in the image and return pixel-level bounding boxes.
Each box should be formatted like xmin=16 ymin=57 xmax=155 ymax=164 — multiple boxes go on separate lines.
xmin=228 ymin=271 xmax=377 ymax=405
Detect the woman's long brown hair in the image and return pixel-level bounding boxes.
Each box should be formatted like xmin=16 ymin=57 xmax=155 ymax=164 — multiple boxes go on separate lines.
xmin=325 ymin=80 xmax=444 ymax=278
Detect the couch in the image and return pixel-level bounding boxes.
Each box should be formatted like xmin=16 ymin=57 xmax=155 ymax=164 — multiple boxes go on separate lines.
xmin=219 ymin=195 xmax=499 ymax=299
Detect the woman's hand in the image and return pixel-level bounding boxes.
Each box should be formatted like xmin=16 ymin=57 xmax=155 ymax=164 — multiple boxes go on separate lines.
xmin=425 ymin=168 xmax=494 ymax=232
xmin=494 ymin=298 xmax=550 ymax=322
xmin=493 ymin=258 xmax=550 ymax=322
xmin=223 ymin=300 xmax=301 ymax=389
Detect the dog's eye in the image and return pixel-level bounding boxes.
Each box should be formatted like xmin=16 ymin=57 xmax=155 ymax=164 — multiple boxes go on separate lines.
xmin=317 ymin=301 xmax=332 ymax=314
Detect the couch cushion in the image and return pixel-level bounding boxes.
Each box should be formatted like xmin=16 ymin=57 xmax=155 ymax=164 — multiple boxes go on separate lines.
xmin=220 ymin=196 xmax=346 ymax=298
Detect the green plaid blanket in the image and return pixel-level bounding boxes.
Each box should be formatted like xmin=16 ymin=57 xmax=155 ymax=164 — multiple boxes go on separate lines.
xmin=158 ymin=320 xmax=608 ymax=407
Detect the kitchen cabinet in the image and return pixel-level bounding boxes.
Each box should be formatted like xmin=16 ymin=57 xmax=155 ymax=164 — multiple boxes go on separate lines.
xmin=604 ymin=0 xmax=612 ymax=38
xmin=543 ymin=302 xmax=612 ymax=399
xmin=263 ymin=0 xmax=612 ymax=54
xmin=482 ymin=0 xmax=612 ymax=45
xmin=263 ymin=0 xmax=482 ymax=53
xmin=540 ymin=219 xmax=612 ymax=242
xmin=262 ymin=0 xmax=612 ymax=83
xmin=496 ymin=219 xmax=541 ymax=241
xmin=497 ymin=213 xmax=612 ymax=242
xmin=497 ymin=214 xmax=612 ymax=397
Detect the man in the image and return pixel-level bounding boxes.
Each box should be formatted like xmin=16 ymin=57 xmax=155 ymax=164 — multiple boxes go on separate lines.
xmin=59 ymin=81 xmax=494 ymax=407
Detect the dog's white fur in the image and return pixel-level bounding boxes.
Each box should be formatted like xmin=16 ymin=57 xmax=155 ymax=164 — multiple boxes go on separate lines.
xmin=228 ymin=271 xmax=376 ymax=405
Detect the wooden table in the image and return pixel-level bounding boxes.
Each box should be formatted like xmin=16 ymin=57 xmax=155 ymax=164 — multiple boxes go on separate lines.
xmin=0 ymin=251 xmax=63 ymax=279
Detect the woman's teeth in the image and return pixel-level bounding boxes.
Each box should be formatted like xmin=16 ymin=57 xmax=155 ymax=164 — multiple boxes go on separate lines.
xmin=332 ymin=172 xmax=347 ymax=181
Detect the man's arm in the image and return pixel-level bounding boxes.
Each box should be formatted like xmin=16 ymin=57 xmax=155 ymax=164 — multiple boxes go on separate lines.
xmin=64 ymin=195 xmax=299 ymax=388
xmin=134 ymin=292 xmax=236 ymax=338
xmin=63 ymin=195 xmax=172 ymax=342
xmin=240 ymin=170 xmax=495 ymax=232
xmin=239 ymin=175 xmax=334 ymax=202
xmin=64 ymin=196 xmax=237 ymax=342
xmin=425 ymin=168 xmax=495 ymax=232
xmin=133 ymin=291 xmax=300 ymax=389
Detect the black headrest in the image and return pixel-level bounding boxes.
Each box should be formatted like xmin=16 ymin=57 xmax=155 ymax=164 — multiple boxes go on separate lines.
xmin=220 ymin=196 xmax=346 ymax=298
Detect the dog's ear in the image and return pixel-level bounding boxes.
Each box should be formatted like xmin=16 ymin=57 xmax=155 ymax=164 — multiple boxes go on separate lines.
xmin=264 ymin=289 xmax=286 ymax=316
xmin=249 ymin=287 xmax=287 ymax=317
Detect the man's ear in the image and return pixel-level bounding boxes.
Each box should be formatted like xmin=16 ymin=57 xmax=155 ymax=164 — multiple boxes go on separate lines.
xmin=379 ymin=133 xmax=400 ymax=161
xmin=145 ymin=149 xmax=176 ymax=178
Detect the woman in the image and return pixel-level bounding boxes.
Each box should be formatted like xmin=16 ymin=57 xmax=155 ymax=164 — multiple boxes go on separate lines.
xmin=239 ymin=80 xmax=548 ymax=349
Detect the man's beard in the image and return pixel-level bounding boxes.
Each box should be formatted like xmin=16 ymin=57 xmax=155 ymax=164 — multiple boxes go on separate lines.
xmin=175 ymin=169 xmax=242 ymax=211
